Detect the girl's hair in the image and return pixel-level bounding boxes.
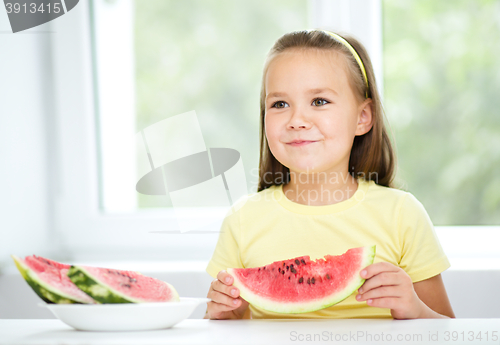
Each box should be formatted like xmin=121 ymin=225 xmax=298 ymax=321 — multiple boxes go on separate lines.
xmin=257 ymin=30 xmax=397 ymax=192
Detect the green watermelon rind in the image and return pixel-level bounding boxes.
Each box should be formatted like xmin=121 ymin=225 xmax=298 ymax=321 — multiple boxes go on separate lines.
xmin=67 ymin=265 xmax=180 ymax=304
xmin=11 ymin=255 xmax=94 ymax=304
xmin=67 ymin=266 xmax=136 ymax=303
xmin=228 ymin=245 xmax=376 ymax=314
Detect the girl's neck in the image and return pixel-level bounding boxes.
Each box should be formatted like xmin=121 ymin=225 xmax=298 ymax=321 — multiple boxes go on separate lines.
xmin=282 ymin=171 xmax=358 ymax=206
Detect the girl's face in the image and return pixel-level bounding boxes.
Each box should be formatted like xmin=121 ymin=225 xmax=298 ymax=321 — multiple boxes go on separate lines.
xmin=264 ymin=48 xmax=373 ymax=176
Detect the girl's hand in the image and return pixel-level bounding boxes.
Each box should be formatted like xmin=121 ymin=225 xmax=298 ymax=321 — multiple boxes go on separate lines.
xmin=355 ymin=262 xmax=427 ymax=319
xmin=205 ymin=270 xmax=249 ymax=320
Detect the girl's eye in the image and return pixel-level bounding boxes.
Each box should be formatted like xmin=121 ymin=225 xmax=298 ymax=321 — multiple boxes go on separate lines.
xmin=312 ymin=98 xmax=329 ymax=106
xmin=272 ymin=101 xmax=289 ymax=109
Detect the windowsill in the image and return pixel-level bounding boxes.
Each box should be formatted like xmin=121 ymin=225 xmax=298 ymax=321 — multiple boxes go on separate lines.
xmin=446 ymin=257 xmax=500 ymax=271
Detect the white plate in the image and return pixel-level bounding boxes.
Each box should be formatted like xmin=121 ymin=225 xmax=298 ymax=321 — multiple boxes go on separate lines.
xmin=39 ymin=297 xmax=211 ymax=331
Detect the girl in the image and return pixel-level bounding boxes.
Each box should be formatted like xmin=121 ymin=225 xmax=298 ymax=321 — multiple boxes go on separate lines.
xmin=204 ymin=30 xmax=455 ymax=320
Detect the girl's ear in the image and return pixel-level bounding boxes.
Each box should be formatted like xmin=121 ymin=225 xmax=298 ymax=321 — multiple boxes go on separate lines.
xmin=355 ymin=99 xmax=374 ymax=136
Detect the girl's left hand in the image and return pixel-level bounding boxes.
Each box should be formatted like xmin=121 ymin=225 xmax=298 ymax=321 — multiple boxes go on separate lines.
xmin=356 ymin=262 xmax=426 ymax=319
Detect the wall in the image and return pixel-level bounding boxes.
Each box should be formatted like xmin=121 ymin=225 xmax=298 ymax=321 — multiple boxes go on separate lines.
xmin=0 ymin=3 xmax=54 ymax=268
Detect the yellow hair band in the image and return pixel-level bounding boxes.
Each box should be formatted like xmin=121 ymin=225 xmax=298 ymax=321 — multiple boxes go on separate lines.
xmin=321 ymin=30 xmax=370 ymax=99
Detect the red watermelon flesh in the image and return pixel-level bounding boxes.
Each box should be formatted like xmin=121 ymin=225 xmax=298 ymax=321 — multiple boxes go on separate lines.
xmin=29 ymin=255 xmax=69 ymax=270
xmin=12 ymin=255 xmax=96 ymax=304
xmin=227 ymin=246 xmax=376 ymax=313
xmin=67 ymin=265 xmax=180 ymax=303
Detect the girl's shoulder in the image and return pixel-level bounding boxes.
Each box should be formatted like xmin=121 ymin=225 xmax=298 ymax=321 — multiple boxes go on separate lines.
xmin=365 ymin=179 xmax=429 ymax=217
xmin=366 ymin=179 xmax=409 ymax=199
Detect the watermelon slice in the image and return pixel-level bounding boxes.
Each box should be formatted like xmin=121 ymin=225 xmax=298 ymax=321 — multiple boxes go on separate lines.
xmin=11 ymin=255 xmax=96 ymax=304
xmin=67 ymin=265 xmax=180 ymax=303
xmin=227 ymin=245 xmax=376 ymax=313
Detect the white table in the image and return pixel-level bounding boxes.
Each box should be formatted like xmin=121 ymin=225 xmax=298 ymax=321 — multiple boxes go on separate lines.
xmin=1 ymin=319 xmax=500 ymax=345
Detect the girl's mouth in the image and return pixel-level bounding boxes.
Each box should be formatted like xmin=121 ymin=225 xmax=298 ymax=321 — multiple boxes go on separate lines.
xmin=287 ymin=141 xmax=317 ymax=147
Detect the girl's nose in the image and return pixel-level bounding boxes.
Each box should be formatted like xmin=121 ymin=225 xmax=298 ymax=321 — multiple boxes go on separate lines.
xmin=286 ymin=109 xmax=311 ymax=130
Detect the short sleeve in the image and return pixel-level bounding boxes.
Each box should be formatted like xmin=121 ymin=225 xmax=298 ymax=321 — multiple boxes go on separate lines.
xmin=397 ymin=193 xmax=451 ymax=283
xmin=205 ymin=206 xmax=244 ymax=279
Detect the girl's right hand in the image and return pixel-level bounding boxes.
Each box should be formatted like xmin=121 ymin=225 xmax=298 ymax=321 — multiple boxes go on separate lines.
xmin=205 ymin=270 xmax=249 ymax=320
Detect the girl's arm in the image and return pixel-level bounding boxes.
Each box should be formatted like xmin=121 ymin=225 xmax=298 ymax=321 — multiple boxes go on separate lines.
xmin=413 ymin=273 xmax=455 ymax=318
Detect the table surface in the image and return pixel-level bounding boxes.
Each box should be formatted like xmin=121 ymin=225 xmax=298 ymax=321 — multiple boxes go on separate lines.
xmin=1 ymin=319 xmax=500 ymax=345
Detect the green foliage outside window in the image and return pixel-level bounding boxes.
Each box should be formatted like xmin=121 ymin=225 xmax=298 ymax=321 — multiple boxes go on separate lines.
xmin=383 ymin=0 xmax=500 ymax=225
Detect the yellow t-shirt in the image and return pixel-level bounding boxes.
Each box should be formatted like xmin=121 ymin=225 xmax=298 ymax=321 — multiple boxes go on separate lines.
xmin=205 ymin=178 xmax=450 ymax=319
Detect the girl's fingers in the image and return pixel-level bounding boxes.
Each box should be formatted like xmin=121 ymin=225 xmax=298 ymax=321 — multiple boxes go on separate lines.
xmin=211 ymin=279 xmax=240 ymax=298
xmin=360 ymin=262 xmax=400 ymax=280
xmin=209 ymin=290 xmax=241 ymax=309
xmin=358 ymin=271 xmax=400 ymax=294
xmin=356 ymin=285 xmax=400 ymax=301
xmin=206 ymin=271 xmax=245 ymax=320
xmin=363 ymin=296 xmax=399 ymax=310
xmin=216 ymin=270 xmax=234 ymax=285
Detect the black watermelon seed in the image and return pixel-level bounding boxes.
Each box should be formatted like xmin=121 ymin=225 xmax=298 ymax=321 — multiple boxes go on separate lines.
xmin=307 ymin=278 xmax=311 ymax=284
xmin=258 ymin=268 xmax=260 ymax=271
xmin=311 ymin=277 xmax=315 ymax=284
xmin=326 ymin=274 xmax=330 ymax=280
xmin=288 ymin=276 xmax=290 ymax=280
xmin=290 ymin=266 xmax=297 ymax=274
xmin=301 ymin=259 xmax=306 ymax=265
xmin=123 ymin=284 xmax=131 ymax=288
xmin=282 ymin=270 xmax=285 ymax=275
xmin=278 ymin=267 xmax=281 ymax=272
xmin=298 ymin=277 xmax=303 ymax=283
xmin=263 ymin=267 xmax=266 ymax=269
xmin=286 ymin=265 xmax=289 ymax=271
xmin=295 ymin=259 xmax=300 ymax=265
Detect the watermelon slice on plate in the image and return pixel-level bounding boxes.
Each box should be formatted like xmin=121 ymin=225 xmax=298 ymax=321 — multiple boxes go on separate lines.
xmin=227 ymin=245 xmax=376 ymax=313
xmin=11 ymin=255 xmax=96 ymax=304
xmin=67 ymin=265 xmax=180 ymax=303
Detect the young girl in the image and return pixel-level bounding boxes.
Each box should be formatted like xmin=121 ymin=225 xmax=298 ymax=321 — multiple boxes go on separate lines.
xmin=204 ymin=30 xmax=455 ymax=320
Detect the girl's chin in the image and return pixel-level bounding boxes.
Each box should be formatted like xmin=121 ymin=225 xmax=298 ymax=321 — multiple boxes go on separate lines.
xmin=286 ymin=165 xmax=328 ymax=173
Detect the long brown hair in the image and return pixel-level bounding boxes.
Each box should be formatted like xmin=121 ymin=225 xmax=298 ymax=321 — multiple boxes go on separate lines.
xmin=257 ymin=30 xmax=397 ymax=192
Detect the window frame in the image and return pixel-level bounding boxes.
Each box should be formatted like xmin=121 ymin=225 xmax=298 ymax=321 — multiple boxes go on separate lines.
xmin=50 ymin=0 xmax=499 ymax=260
